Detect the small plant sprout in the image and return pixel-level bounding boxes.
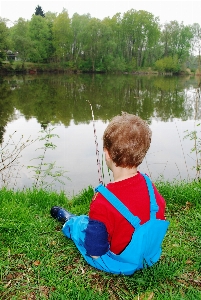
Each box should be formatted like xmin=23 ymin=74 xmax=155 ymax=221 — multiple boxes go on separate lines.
xmin=28 ymin=126 xmax=70 ymax=190
xmin=184 ymin=87 xmax=201 ymax=180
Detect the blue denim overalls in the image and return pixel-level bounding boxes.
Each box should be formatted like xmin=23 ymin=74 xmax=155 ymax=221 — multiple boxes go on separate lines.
xmin=62 ymin=173 xmax=169 ymax=275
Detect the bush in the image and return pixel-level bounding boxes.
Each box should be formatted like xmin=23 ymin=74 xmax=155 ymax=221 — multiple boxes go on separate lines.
xmin=155 ymin=55 xmax=181 ymax=73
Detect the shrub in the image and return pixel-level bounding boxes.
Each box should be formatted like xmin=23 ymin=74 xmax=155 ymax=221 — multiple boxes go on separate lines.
xmin=155 ymin=55 xmax=181 ymax=73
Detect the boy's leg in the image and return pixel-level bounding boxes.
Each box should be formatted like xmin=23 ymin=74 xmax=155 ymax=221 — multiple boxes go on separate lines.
xmin=62 ymin=215 xmax=89 ymax=244
xmin=50 ymin=208 xmax=136 ymax=275
xmin=62 ymin=216 xmax=136 ymax=275
xmin=50 ymin=206 xmax=89 ymax=254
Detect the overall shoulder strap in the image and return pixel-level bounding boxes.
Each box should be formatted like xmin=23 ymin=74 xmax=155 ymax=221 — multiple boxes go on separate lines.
xmin=95 ymin=184 xmax=141 ymax=229
xmin=140 ymin=173 xmax=159 ymax=219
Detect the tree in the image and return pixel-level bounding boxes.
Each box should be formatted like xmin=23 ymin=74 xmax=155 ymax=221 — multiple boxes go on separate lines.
xmin=9 ymin=18 xmax=33 ymax=67
xmin=0 ymin=18 xmax=9 ymax=65
xmin=34 ymin=5 xmax=45 ymax=17
xmin=82 ymin=17 xmax=103 ymax=71
xmin=121 ymin=9 xmax=160 ymax=69
xmin=45 ymin=11 xmax=57 ymax=23
xmin=161 ymin=21 xmax=193 ymax=62
xmin=191 ymin=23 xmax=201 ymax=72
xmin=100 ymin=16 xmax=122 ymax=71
xmin=71 ymin=13 xmax=91 ymax=68
xmin=44 ymin=12 xmax=57 ymax=62
xmin=28 ymin=15 xmax=52 ymax=63
xmin=52 ymin=9 xmax=73 ymax=63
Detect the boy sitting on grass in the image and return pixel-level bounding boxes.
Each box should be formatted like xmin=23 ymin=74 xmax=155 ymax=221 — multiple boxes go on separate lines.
xmin=51 ymin=113 xmax=169 ymax=275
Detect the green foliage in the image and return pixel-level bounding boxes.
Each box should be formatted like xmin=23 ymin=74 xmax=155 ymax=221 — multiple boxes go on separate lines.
xmin=71 ymin=13 xmax=91 ymax=68
xmin=28 ymin=126 xmax=70 ymax=190
xmin=103 ymin=55 xmax=126 ymax=72
xmin=183 ymin=87 xmax=201 ymax=178
xmin=0 ymin=18 xmax=9 ymax=65
xmin=161 ymin=21 xmax=193 ymax=62
xmin=2 ymin=8 xmax=201 ymax=72
xmin=9 ymin=18 xmax=33 ymax=66
xmin=121 ymin=9 xmax=161 ymax=68
xmin=0 ymin=51 xmax=5 ymax=66
xmin=184 ymin=123 xmax=201 ymax=177
xmin=0 ymin=19 xmax=9 ymax=49
xmin=191 ymin=23 xmax=201 ymax=71
xmin=28 ymin=15 xmax=53 ymax=63
xmin=52 ymin=9 xmax=73 ymax=62
xmin=155 ymin=55 xmax=181 ymax=73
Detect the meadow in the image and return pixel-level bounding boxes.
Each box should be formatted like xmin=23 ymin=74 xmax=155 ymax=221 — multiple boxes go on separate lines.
xmin=0 ymin=179 xmax=201 ymax=299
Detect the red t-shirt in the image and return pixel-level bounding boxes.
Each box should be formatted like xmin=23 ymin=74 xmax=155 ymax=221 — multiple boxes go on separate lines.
xmin=89 ymin=172 xmax=166 ymax=255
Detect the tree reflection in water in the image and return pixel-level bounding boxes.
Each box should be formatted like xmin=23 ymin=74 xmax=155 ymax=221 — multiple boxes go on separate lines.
xmin=0 ymin=74 xmax=200 ymax=194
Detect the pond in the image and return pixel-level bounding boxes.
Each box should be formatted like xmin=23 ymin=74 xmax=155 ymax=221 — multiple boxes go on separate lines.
xmin=0 ymin=73 xmax=200 ymax=196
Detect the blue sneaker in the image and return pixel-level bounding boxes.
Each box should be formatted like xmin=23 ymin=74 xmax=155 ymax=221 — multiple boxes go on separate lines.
xmin=50 ymin=206 xmax=75 ymax=224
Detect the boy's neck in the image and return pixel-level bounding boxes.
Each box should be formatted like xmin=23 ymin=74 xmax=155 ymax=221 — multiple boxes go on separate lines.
xmin=104 ymin=149 xmax=138 ymax=182
xmin=112 ymin=165 xmax=138 ymax=183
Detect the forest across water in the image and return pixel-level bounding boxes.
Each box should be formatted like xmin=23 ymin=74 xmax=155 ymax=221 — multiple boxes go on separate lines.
xmin=1 ymin=6 xmax=201 ymax=75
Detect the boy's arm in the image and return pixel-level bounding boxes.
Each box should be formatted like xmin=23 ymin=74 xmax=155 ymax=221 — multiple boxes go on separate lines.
xmin=84 ymin=218 xmax=109 ymax=257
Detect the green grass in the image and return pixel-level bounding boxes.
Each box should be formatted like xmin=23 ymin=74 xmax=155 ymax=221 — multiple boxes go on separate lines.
xmin=0 ymin=181 xmax=201 ymax=299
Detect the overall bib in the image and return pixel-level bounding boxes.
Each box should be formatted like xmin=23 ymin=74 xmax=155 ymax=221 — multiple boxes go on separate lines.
xmin=62 ymin=173 xmax=169 ymax=275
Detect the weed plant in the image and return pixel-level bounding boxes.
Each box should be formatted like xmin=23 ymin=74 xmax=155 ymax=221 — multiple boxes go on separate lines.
xmin=0 ymin=132 xmax=35 ymax=188
xmin=0 ymin=180 xmax=201 ymax=299
xmin=0 ymin=126 xmax=70 ymax=192
xmin=28 ymin=126 xmax=70 ymax=190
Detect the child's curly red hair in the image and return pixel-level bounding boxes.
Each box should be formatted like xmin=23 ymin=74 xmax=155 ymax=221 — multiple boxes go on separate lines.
xmin=103 ymin=112 xmax=152 ymax=168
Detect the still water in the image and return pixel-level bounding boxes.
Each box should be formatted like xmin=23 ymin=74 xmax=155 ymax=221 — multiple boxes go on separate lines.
xmin=0 ymin=74 xmax=200 ymax=196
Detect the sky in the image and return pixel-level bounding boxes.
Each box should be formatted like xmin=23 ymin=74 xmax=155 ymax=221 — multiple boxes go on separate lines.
xmin=0 ymin=0 xmax=201 ymax=27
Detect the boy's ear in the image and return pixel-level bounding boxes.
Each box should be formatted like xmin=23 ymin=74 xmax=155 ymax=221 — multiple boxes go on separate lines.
xmin=103 ymin=148 xmax=110 ymax=160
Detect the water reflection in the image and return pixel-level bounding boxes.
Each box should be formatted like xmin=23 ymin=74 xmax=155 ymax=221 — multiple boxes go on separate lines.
xmin=2 ymin=74 xmax=200 ymax=126
xmin=0 ymin=74 xmax=200 ymax=195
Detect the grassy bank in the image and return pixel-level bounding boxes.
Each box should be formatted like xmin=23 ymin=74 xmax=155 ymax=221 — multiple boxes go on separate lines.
xmin=0 ymin=61 xmax=77 ymax=75
xmin=0 ymin=180 xmax=201 ymax=299
xmin=0 ymin=61 xmax=193 ymax=76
